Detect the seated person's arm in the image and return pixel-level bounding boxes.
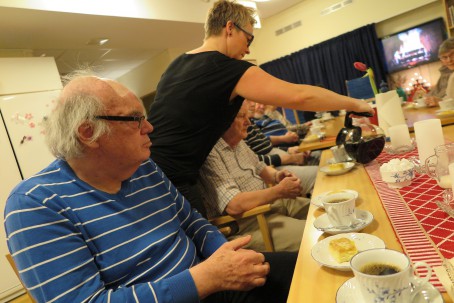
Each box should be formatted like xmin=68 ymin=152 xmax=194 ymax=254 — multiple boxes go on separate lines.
xmin=269 ymin=131 xmax=299 ymax=146
xmin=225 ymin=167 xmax=302 ymax=216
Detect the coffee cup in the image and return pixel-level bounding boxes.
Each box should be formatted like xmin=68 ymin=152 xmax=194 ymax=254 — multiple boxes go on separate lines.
xmin=311 ymin=119 xmax=322 ymax=126
xmin=310 ymin=125 xmax=323 ymax=135
xmin=415 ymin=98 xmax=426 ymax=107
xmin=321 ymin=192 xmax=356 ymax=226
xmin=322 ymin=112 xmax=332 ymax=120
xmin=330 ymin=145 xmax=350 ymax=163
xmin=350 ymin=248 xmax=432 ymax=303
xmin=439 ymin=98 xmax=454 ymax=111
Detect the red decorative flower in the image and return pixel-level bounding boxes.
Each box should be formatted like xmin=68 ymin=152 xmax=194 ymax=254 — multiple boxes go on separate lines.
xmin=354 ymin=62 xmax=367 ymax=72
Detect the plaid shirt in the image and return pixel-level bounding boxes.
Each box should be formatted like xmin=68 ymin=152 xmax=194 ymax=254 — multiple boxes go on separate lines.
xmin=199 ymin=138 xmax=267 ymax=218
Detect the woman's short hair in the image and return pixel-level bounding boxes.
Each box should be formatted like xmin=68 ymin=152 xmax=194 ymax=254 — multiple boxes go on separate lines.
xmin=439 ymin=38 xmax=454 ymax=55
xmin=204 ymin=0 xmax=256 ymax=39
xmin=45 ymin=75 xmax=110 ymax=159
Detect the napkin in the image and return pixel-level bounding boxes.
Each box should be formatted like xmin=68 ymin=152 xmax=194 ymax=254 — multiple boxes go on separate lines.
xmin=375 ymin=90 xmax=406 ymax=136
xmin=433 ymin=258 xmax=454 ymax=300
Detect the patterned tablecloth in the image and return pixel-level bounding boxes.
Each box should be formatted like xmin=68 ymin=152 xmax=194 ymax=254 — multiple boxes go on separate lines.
xmin=364 ymin=148 xmax=454 ymax=291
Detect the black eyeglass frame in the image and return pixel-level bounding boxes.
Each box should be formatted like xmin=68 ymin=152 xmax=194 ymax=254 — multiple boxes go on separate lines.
xmin=95 ymin=115 xmax=146 ymax=129
xmin=233 ymin=22 xmax=254 ymax=47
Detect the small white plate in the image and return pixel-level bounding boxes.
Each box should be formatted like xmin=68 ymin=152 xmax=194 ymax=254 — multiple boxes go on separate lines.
xmin=311 ymin=189 xmax=359 ymax=209
xmin=313 ymin=209 xmax=373 ymax=235
xmin=311 ymin=233 xmax=385 ymax=271
xmin=336 ymin=277 xmax=443 ymax=303
xmin=320 ymin=162 xmax=355 ymax=176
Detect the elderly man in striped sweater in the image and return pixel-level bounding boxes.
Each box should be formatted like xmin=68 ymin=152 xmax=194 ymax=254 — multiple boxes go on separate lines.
xmin=4 ymin=73 xmax=296 ymax=303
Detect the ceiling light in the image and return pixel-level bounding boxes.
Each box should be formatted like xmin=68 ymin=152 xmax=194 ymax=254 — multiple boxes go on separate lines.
xmin=86 ymin=38 xmax=110 ymax=46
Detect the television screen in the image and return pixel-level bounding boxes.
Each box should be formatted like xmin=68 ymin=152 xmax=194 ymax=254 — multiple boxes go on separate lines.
xmin=381 ymin=18 xmax=447 ymax=74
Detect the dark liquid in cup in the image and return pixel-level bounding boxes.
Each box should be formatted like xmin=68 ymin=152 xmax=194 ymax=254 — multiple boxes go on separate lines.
xmin=326 ymin=199 xmax=348 ymax=203
xmin=360 ymin=263 xmax=400 ymax=275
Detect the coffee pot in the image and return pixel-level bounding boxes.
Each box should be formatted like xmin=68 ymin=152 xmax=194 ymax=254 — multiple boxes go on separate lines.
xmin=425 ymin=143 xmax=454 ymax=189
xmin=336 ymin=112 xmax=385 ymax=164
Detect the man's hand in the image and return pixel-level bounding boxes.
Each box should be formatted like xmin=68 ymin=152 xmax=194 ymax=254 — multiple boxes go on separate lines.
xmin=282 ymin=131 xmax=299 ymax=143
xmin=190 ymin=236 xmax=270 ymax=299
xmin=275 ymin=170 xmax=302 ymax=198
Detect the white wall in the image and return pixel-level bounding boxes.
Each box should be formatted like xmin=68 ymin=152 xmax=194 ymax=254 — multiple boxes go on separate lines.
xmin=117 ymin=48 xmax=189 ymax=98
xmin=253 ymin=0 xmax=439 ymax=65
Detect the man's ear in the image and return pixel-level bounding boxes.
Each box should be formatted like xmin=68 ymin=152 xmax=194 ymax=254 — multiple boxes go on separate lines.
xmin=77 ymin=122 xmax=99 ymax=148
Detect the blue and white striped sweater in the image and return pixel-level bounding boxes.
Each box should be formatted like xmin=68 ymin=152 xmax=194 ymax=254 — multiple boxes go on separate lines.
xmin=4 ymin=159 xmax=226 ymax=303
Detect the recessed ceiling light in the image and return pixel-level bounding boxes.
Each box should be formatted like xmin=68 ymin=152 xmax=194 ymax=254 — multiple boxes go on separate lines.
xmin=86 ymin=38 xmax=109 ymax=46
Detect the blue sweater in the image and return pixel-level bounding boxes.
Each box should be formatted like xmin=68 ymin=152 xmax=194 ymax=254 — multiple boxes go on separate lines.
xmin=4 ymin=159 xmax=226 ymax=303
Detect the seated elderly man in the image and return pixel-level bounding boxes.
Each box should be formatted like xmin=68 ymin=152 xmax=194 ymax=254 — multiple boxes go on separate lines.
xmin=199 ymin=103 xmax=310 ymax=252
xmin=4 ymin=73 xmax=297 ymax=303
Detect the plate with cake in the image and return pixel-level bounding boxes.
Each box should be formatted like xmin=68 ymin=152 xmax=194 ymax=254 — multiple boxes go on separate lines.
xmin=320 ymin=162 xmax=355 ymax=176
xmin=311 ymin=233 xmax=385 ymax=271
xmin=311 ymin=189 xmax=359 ymax=209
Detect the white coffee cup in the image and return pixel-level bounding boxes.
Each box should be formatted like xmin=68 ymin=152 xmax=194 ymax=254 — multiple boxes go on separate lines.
xmin=439 ymin=98 xmax=454 ymax=111
xmin=415 ymin=98 xmax=426 ymax=107
xmin=311 ymin=118 xmax=322 ymax=126
xmin=330 ymin=145 xmax=350 ymax=163
xmin=350 ymin=248 xmax=432 ymax=303
xmin=321 ymin=192 xmax=356 ymax=226
xmin=310 ymin=125 xmax=323 ymax=135
xmin=322 ymin=112 xmax=332 ymax=120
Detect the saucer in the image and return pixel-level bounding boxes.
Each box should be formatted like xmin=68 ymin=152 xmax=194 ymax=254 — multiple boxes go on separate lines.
xmin=327 ymin=157 xmax=355 ymax=164
xmin=336 ymin=277 xmax=443 ymax=303
xmin=311 ymin=233 xmax=385 ymax=271
xmin=313 ymin=209 xmax=373 ymax=235
xmin=311 ymin=189 xmax=359 ymax=209
xmin=415 ymin=103 xmax=427 ymax=109
xmin=320 ymin=162 xmax=355 ymax=176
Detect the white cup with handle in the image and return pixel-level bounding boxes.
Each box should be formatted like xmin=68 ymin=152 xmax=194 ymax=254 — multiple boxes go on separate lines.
xmin=321 ymin=192 xmax=356 ymax=227
xmin=350 ymin=248 xmax=433 ymax=303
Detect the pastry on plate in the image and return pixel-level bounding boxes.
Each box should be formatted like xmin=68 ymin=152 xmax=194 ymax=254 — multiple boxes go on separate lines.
xmin=329 ymin=237 xmax=358 ymax=263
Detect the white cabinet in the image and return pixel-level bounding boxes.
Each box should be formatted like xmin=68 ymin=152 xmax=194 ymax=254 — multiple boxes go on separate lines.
xmin=0 ymin=57 xmax=62 ymax=302
xmin=0 ymin=116 xmax=24 ymax=301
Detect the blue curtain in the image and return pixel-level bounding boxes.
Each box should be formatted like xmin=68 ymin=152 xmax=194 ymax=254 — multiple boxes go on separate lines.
xmin=260 ymin=24 xmax=386 ymax=96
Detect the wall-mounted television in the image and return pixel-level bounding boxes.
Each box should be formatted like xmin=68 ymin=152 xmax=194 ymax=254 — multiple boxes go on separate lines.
xmin=381 ymin=18 xmax=447 ymax=74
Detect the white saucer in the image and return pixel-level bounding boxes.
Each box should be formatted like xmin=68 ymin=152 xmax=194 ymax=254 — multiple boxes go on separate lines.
xmin=336 ymin=277 xmax=443 ymax=303
xmin=320 ymin=162 xmax=355 ymax=176
xmin=327 ymin=157 xmax=354 ymax=164
xmin=313 ymin=209 xmax=373 ymax=235
xmin=311 ymin=189 xmax=359 ymax=209
xmin=415 ymin=103 xmax=427 ymax=109
xmin=311 ymin=233 xmax=385 ymax=271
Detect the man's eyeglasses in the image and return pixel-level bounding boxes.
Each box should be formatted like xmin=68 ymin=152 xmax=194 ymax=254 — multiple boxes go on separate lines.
xmin=439 ymin=52 xmax=454 ymax=62
xmin=95 ymin=115 xmax=146 ymax=129
xmin=234 ymin=22 xmax=254 ymax=47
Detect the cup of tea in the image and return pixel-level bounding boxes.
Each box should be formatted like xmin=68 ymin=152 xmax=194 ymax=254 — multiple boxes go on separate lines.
xmin=321 ymin=192 xmax=356 ymax=226
xmin=350 ymin=248 xmax=432 ymax=303
xmin=330 ymin=145 xmax=350 ymax=163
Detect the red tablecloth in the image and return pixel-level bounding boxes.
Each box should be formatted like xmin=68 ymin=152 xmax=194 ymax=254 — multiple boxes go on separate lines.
xmin=364 ymin=148 xmax=454 ymax=291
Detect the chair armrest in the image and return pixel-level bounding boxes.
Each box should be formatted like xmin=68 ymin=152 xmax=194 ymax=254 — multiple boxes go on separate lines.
xmin=209 ymin=204 xmax=272 ymax=226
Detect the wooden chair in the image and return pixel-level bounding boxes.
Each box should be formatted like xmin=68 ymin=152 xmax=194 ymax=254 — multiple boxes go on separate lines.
xmin=6 ymin=254 xmax=35 ymax=302
xmin=209 ymin=204 xmax=274 ymax=252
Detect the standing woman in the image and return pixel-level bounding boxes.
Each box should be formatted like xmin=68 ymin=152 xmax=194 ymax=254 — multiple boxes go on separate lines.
xmin=147 ymin=0 xmax=373 ymax=217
